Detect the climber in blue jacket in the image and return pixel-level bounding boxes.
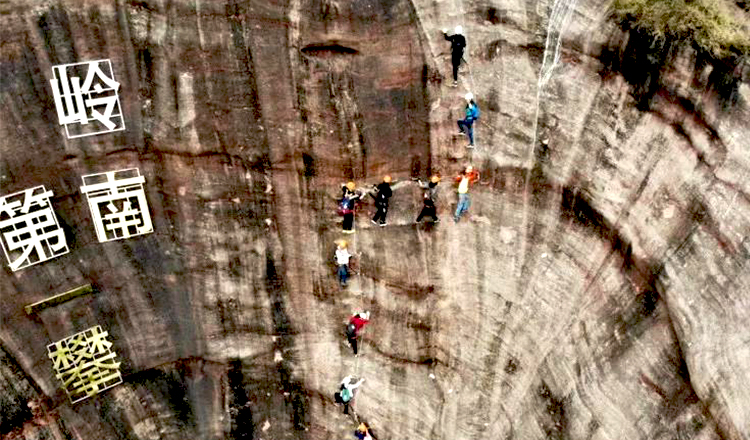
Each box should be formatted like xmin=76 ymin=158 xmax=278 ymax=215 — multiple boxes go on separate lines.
xmin=457 ymin=92 xmax=480 ymax=147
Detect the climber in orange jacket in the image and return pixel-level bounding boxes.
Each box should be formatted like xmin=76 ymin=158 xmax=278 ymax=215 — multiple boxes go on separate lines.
xmin=453 ymin=165 xmax=479 ymax=222
xmin=354 ymin=423 xmax=376 ymax=440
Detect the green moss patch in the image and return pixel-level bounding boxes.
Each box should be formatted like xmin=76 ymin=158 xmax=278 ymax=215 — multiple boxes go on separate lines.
xmin=612 ymin=0 xmax=750 ymax=58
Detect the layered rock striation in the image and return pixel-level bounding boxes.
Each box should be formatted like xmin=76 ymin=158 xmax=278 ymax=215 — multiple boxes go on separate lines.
xmin=0 ymin=0 xmax=749 ymax=439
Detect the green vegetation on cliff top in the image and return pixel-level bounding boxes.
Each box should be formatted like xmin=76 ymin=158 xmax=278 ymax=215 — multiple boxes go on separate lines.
xmin=612 ymin=0 xmax=750 ymax=58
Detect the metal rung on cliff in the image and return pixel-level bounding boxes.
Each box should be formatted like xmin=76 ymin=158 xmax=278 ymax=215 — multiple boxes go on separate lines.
xmin=24 ymin=284 xmax=94 ymax=315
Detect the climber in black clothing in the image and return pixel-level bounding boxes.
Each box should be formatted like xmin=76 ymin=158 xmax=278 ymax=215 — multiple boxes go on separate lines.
xmin=340 ymin=182 xmax=363 ymax=234
xmin=371 ymin=175 xmax=393 ymax=226
xmin=416 ymin=175 xmax=440 ymax=223
xmin=443 ymin=26 xmax=466 ymax=86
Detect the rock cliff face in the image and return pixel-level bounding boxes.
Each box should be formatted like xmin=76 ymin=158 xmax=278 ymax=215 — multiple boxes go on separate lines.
xmin=1 ymin=0 xmax=750 ymax=439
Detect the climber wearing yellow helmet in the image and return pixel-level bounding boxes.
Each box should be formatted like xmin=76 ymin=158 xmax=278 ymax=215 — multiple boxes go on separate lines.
xmin=416 ymin=175 xmax=441 ymax=223
xmin=339 ymin=181 xmax=363 ymax=234
xmin=371 ymin=175 xmax=393 ymax=227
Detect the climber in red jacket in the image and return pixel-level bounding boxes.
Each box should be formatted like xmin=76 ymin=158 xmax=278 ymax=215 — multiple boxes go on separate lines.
xmin=346 ymin=311 xmax=370 ymax=356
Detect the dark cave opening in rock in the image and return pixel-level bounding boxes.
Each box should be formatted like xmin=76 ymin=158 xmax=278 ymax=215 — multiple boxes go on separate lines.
xmin=301 ymin=43 xmax=360 ymax=57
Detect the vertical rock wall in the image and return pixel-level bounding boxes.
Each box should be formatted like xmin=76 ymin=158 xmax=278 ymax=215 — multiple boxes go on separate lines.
xmin=0 ymin=0 xmax=749 ymax=440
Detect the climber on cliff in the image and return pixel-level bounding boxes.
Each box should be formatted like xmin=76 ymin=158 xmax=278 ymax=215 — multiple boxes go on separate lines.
xmin=416 ymin=175 xmax=441 ymax=223
xmin=340 ymin=181 xmax=363 ymax=234
xmin=346 ymin=311 xmax=370 ymax=356
xmin=457 ymin=92 xmax=480 ymax=148
xmin=334 ymin=375 xmax=365 ymax=415
xmin=335 ymin=240 xmax=353 ymax=287
xmin=371 ymin=175 xmax=393 ymax=226
xmin=442 ymin=26 xmax=466 ymax=87
xmin=454 ymin=165 xmax=480 ymax=222
xmin=354 ymin=423 xmax=375 ymax=440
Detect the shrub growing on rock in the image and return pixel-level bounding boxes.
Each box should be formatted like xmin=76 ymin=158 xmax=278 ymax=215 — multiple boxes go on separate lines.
xmin=612 ymin=0 xmax=750 ymax=58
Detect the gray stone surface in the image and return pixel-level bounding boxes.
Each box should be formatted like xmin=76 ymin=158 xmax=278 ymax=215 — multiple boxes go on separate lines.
xmin=0 ymin=0 xmax=748 ymax=439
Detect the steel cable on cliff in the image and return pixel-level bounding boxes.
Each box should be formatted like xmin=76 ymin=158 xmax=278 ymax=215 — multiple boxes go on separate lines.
xmin=409 ymin=0 xmax=481 ymax=155
xmin=349 ymin=205 xmax=364 ymax=377
xmin=517 ymin=0 xmax=578 ymax=294
xmin=454 ymin=0 xmax=478 ymax=152
xmin=455 ymin=0 xmax=477 ymax=92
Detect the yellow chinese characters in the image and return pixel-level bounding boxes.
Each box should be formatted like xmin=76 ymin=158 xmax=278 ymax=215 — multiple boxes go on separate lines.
xmin=47 ymin=325 xmax=122 ymax=403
